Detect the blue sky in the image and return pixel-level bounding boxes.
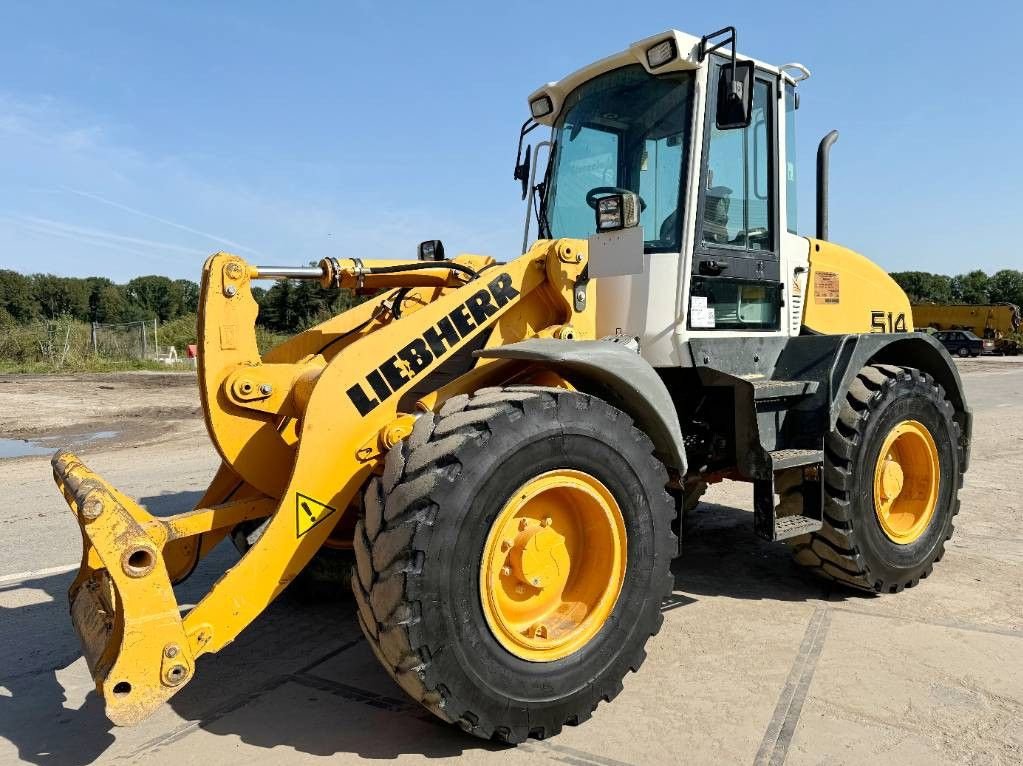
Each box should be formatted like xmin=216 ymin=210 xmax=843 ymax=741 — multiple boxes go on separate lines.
xmin=0 ymin=1 xmax=1019 ymax=282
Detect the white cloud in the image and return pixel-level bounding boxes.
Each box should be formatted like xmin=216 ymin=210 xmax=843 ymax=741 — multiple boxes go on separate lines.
xmin=0 ymin=92 xmax=523 ymax=281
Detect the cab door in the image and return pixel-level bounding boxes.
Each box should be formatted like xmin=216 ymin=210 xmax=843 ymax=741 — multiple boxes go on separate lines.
xmin=687 ymin=58 xmax=781 ymax=334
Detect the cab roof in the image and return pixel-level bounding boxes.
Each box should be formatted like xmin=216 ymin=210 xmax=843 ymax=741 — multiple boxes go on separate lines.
xmin=527 ymin=28 xmax=804 ymax=127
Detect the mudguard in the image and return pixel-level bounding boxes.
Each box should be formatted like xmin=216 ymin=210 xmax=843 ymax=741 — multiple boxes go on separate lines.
xmin=477 ymin=338 xmax=688 ymax=472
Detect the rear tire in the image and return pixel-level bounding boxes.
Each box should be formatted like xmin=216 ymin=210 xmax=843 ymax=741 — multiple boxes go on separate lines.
xmin=352 ymin=386 xmax=675 ymax=742
xmin=786 ymin=365 xmax=963 ymax=592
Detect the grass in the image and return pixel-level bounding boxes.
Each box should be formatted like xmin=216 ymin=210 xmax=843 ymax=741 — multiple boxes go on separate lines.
xmin=0 ymin=358 xmax=195 ymax=374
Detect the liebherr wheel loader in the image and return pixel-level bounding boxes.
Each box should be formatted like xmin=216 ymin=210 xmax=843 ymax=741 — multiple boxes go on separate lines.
xmin=52 ymin=26 xmax=970 ymax=743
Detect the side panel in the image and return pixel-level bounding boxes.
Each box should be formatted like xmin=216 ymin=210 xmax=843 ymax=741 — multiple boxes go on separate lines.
xmin=595 ymin=252 xmax=686 ymax=366
xmin=803 ymin=239 xmax=913 ymax=335
xmin=686 ymin=332 xmax=971 ymax=477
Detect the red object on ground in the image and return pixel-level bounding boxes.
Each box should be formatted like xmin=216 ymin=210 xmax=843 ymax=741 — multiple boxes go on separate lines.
xmin=187 ymin=344 xmax=198 ymax=359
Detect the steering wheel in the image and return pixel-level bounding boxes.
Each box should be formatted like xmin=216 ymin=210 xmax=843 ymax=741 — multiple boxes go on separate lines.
xmin=585 ymin=186 xmax=647 ymax=212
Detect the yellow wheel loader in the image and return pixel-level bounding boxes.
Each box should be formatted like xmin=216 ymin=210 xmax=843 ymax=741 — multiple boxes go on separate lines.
xmin=52 ymin=26 xmax=970 ymax=743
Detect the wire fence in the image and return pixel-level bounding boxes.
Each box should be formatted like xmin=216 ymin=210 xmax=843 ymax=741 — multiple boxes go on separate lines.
xmin=92 ymin=319 xmax=180 ymax=362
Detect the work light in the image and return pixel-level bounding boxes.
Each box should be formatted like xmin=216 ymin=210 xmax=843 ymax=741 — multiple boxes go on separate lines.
xmin=418 ymin=239 xmax=445 ymax=261
xmin=646 ymin=38 xmax=677 ymax=68
xmin=530 ymin=95 xmax=553 ymax=118
xmin=595 ymin=193 xmax=639 ymax=232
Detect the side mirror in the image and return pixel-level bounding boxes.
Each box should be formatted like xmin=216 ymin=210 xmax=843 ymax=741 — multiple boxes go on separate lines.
xmin=513 ymin=144 xmax=532 ymax=201
xmin=715 ymin=60 xmax=754 ymax=130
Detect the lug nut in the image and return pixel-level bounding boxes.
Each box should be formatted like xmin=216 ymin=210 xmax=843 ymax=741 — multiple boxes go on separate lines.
xmin=519 ymin=518 xmax=529 ymax=531
xmin=259 ymin=383 xmax=273 ymax=396
xmin=501 ymin=566 xmax=512 ymax=577
xmin=224 ymin=285 xmax=237 ymax=297
xmin=500 ymin=539 xmax=513 ymax=552
xmin=164 ymin=645 xmax=179 ymax=659
xmin=541 ymin=517 xmax=552 ymax=528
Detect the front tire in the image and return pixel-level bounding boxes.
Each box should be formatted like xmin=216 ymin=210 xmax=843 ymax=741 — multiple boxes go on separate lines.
xmin=788 ymin=365 xmax=963 ymax=592
xmin=352 ymin=386 xmax=675 ymax=742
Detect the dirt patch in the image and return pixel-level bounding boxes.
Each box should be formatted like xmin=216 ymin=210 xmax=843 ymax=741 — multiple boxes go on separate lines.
xmin=0 ymin=371 xmax=204 ymax=453
xmin=955 ymin=356 xmax=1023 ymax=374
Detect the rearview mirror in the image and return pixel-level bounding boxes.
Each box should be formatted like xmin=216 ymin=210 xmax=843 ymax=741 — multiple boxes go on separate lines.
xmin=513 ymin=144 xmax=532 ymax=201
xmin=715 ymin=60 xmax=754 ymax=130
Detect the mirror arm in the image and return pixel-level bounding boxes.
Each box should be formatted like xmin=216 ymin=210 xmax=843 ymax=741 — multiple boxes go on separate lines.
xmin=699 ymin=25 xmax=739 ymax=79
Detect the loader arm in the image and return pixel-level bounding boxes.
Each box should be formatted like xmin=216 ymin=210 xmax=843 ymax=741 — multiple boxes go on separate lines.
xmin=52 ymin=238 xmax=591 ymax=725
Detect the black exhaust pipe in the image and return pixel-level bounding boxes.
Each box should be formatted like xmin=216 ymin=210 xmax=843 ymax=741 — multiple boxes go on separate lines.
xmin=816 ymin=130 xmax=839 ymax=240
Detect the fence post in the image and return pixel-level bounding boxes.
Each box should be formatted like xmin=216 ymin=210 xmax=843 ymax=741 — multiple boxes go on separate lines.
xmin=154 ymin=317 xmax=159 ymax=358
xmin=141 ymin=322 xmax=147 ymax=358
xmin=92 ymin=322 xmax=98 ymax=356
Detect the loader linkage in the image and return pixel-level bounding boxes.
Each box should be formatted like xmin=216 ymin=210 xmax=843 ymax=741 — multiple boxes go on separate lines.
xmin=51 ymin=238 xmax=593 ymax=725
xmin=53 ymin=449 xmax=272 ymax=724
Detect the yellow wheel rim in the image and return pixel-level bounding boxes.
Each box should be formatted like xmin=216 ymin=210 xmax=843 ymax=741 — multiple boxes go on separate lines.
xmin=480 ymin=469 xmax=627 ymax=662
xmin=872 ymin=420 xmax=940 ymax=544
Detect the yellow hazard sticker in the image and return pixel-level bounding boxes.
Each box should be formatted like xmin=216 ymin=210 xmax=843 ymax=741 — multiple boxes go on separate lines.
xmin=295 ymin=493 xmax=337 ymax=537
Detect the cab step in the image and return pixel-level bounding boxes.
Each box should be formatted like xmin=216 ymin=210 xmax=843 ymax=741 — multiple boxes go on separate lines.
xmin=769 ymin=448 xmax=824 ymax=471
xmin=753 ymin=447 xmax=825 ymax=542
xmin=773 ymin=514 xmax=824 ymax=539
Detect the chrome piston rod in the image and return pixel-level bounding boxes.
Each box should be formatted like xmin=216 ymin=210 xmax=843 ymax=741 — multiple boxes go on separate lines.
xmin=253 ymin=265 xmax=325 ymax=280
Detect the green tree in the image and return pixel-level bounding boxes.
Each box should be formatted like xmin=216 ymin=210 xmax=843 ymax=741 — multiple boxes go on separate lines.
xmin=31 ymin=274 xmax=90 ymax=319
xmin=950 ymin=270 xmax=990 ymax=304
xmin=0 ymin=269 xmax=38 ymax=322
xmin=987 ymin=270 xmax=1023 ymax=307
xmin=258 ymin=279 xmax=296 ymax=332
xmin=125 ymin=275 xmax=183 ymax=321
xmin=890 ymin=271 xmax=953 ymax=303
xmin=84 ymin=277 xmax=129 ymax=323
xmin=174 ymin=279 xmax=200 ymax=315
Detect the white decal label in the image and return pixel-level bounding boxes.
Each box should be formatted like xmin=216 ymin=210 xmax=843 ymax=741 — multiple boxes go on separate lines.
xmin=690 ymin=296 xmax=716 ymax=328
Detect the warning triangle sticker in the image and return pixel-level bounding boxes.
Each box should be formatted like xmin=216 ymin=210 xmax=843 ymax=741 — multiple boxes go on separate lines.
xmin=295 ymin=492 xmax=338 ymax=537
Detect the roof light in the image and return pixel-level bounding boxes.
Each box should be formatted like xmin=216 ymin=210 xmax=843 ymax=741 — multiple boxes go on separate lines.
xmin=529 ymin=95 xmax=553 ymax=118
xmin=646 ymin=38 xmax=677 ymax=69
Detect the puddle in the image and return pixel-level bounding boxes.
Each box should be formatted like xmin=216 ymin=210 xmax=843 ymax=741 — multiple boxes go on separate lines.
xmin=82 ymin=430 xmax=119 ymax=442
xmin=0 ymin=430 xmax=120 ymax=459
xmin=0 ymin=438 xmax=52 ymax=459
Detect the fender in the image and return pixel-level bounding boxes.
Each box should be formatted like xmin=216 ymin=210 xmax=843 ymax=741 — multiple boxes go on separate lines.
xmin=839 ymin=332 xmax=972 ymax=469
xmin=477 ymin=339 xmax=688 ymax=472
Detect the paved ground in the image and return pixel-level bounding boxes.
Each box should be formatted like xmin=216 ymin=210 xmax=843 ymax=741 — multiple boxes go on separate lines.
xmin=0 ymin=357 xmax=1020 ymax=765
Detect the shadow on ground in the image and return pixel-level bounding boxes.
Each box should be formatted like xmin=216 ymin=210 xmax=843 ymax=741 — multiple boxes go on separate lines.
xmin=0 ymin=496 xmax=871 ymax=763
xmin=670 ymin=501 xmax=871 ymax=604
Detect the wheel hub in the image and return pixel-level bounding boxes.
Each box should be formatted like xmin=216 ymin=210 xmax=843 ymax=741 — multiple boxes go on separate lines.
xmin=507 ymin=520 xmax=568 ymax=589
xmin=480 ymin=470 xmax=627 ymax=662
xmin=878 ymin=458 xmax=905 ymax=502
xmin=872 ymin=420 xmax=940 ymax=544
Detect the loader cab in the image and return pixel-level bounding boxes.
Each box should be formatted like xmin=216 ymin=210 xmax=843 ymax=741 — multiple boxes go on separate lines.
xmin=524 ymin=29 xmax=810 ymax=365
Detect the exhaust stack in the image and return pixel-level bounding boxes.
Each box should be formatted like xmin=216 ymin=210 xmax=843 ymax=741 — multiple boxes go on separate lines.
xmin=816 ymin=130 xmax=840 ymax=240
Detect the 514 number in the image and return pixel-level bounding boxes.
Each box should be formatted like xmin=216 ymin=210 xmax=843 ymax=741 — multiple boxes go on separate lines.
xmin=871 ymin=311 xmax=907 ymax=333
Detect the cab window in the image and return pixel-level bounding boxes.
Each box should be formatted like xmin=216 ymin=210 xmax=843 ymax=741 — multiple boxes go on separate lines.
xmin=784 ymin=83 xmax=798 ymax=234
xmin=544 ymin=64 xmax=695 ymax=252
xmin=698 ymin=77 xmax=773 ymax=251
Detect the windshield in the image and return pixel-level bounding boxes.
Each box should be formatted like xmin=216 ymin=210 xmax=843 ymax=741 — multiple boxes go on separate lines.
xmin=542 ymin=64 xmax=695 ymax=251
